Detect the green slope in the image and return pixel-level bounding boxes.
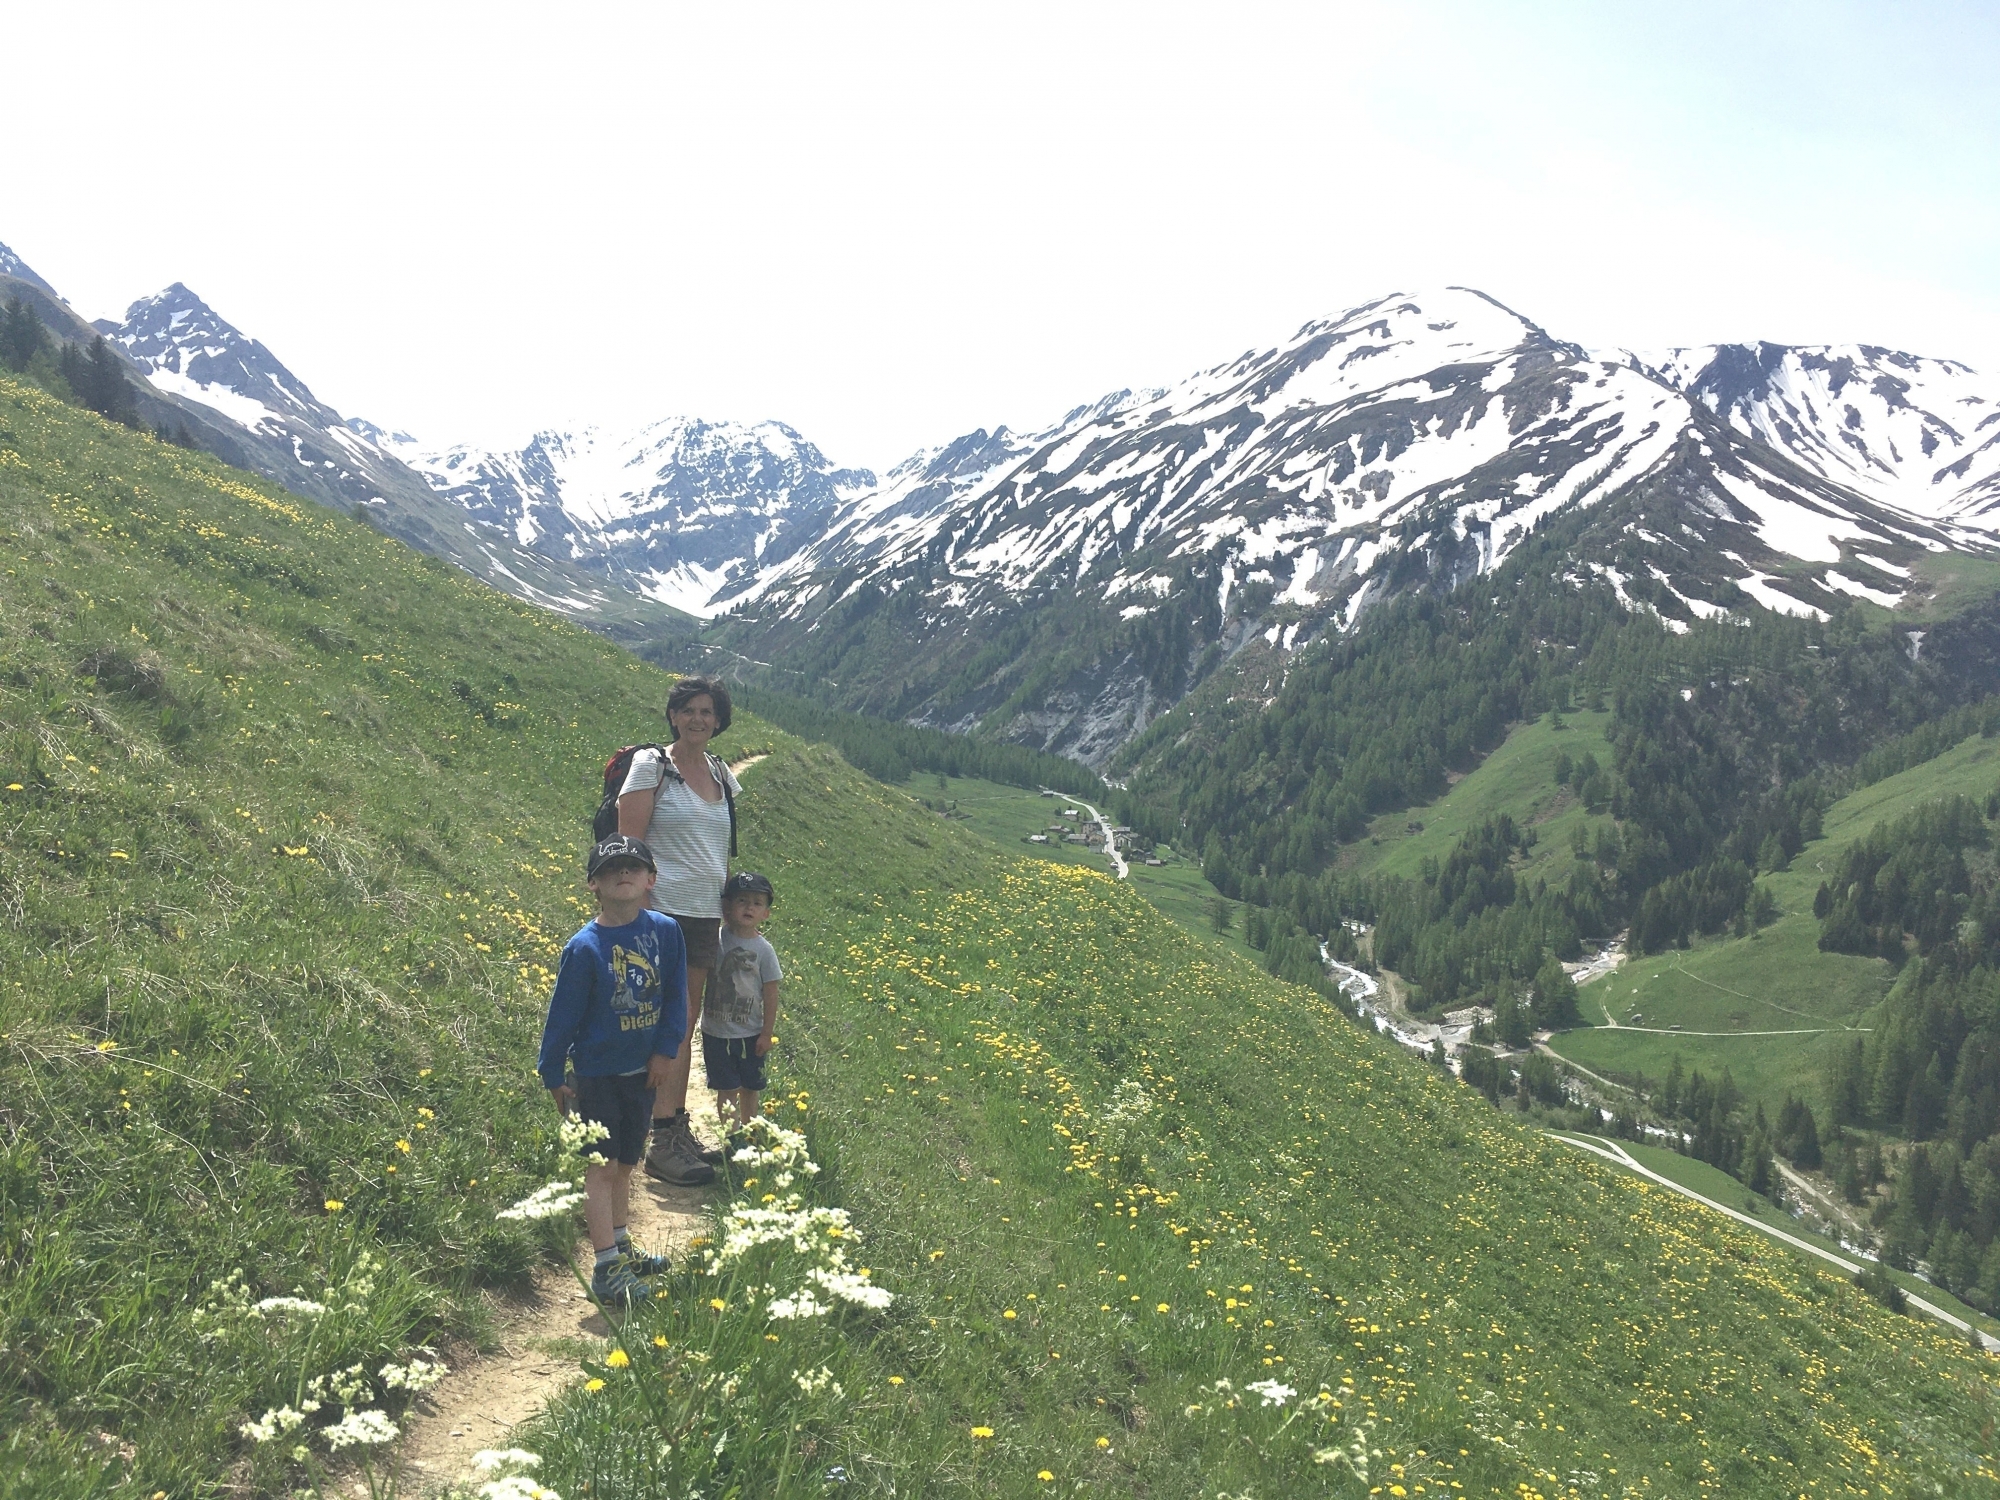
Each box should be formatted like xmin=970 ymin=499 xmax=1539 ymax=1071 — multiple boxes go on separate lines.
xmin=893 ymin=770 xmax=1267 ymax=968
xmin=1339 ymin=709 xmax=1614 ymax=887
xmin=4 ymin=378 xmax=2000 ymax=1498
xmin=1550 ymin=729 xmax=2000 ymax=1118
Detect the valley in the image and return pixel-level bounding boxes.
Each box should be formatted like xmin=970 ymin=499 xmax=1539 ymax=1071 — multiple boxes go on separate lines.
xmin=9 ymin=374 xmax=2000 ymax=1495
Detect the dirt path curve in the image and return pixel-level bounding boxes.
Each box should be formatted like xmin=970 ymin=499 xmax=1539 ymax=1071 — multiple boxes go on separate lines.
xmin=399 ymin=757 xmax=769 ymax=1490
xmin=397 ymin=1081 xmax=727 ymax=1490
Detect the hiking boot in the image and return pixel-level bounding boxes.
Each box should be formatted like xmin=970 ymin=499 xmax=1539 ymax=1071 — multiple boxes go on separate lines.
xmin=679 ymin=1111 xmax=727 ymax=1165
xmin=590 ymin=1258 xmax=651 ymax=1307
xmin=644 ymin=1119 xmax=716 ymax=1186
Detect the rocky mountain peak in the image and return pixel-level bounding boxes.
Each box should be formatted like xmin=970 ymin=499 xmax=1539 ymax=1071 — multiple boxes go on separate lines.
xmin=0 ymin=240 xmax=62 ymax=299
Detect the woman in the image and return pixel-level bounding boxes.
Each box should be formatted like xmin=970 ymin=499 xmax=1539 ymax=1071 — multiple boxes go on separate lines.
xmin=616 ymin=673 xmax=741 ymax=1186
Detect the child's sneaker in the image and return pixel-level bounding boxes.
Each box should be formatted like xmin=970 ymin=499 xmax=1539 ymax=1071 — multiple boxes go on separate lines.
xmin=590 ymin=1258 xmax=651 ymax=1307
xmin=620 ymin=1244 xmax=671 ymax=1277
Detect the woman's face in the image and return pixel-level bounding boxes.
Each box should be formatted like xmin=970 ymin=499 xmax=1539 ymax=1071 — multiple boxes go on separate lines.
xmin=670 ymin=693 xmax=717 ymax=743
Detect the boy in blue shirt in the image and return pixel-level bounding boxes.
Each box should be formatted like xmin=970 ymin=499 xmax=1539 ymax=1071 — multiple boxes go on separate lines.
xmin=537 ymin=835 xmax=689 ymax=1304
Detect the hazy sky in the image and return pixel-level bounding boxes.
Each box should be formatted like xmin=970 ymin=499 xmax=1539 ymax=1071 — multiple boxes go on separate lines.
xmin=6 ymin=1 xmax=1997 ymax=471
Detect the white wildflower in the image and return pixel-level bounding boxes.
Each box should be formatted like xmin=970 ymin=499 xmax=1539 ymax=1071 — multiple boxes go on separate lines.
xmin=1246 ymin=1379 xmax=1295 ymax=1408
xmin=498 ymin=1181 xmax=586 ymax=1221
xmin=476 ymin=1478 xmax=561 ymax=1500
xmin=557 ymin=1115 xmax=612 ymax=1164
xmin=306 ymin=1363 xmax=374 ymax=1408
xmin=194 ymin=1270 xmax=255 ymax=1337
xmin=713 ymin=1203 xmax=855 ymax=1263
xmin=239 ymin=1406 xmax=307 ymax=1443
xmin=793 ymin=1366 xmax=843 ymax=1397
xmin=380 ymin=1356 xmax=449 ymax=1392
xmin=254 ymin=1296 xmax=327 ymax=1317
xmin=470 ymin=1448 xmax=542 ymax=1474
xmin=1212 ymin=1378 xmax=1234 ymax=1393
xmin=767 ymin=1289 xmax=830 ymax=1320
xmin=322 ymin=1408 xmax=399 ymax=1449
xmin=809 ymin=1266 xmax=893 ymax=1310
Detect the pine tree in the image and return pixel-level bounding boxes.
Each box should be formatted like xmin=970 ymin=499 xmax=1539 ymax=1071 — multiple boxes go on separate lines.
xmin=60 ymin=335 xmax=135 ymax=423
xmin=1661 ymin=1055 xmax=1685 ymax=1119
xmin=1530 ymin=954 xmax=1581 ymax=1030
xmin=0 ymin=296 xmax=48 ymax=372
xmin=1745 ymin=1116 xmax=1776 ymax=1195
xmin=1837 ymin=1142 xmax=1865 ymax=1204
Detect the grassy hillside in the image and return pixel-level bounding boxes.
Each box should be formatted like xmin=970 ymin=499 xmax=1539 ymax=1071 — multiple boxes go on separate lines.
xmin=893 ymin=770 xmax=1267 ymax=968
xmin=1338 ymin=709 xmax=1614 ymax=888
xmin=5 ymin=377 xmax=2000 ymax=1498
xmin=1551 ymin=729 xmax=2000 ymax=1118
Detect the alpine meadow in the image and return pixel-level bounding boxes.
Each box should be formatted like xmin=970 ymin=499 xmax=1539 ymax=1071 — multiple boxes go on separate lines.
xmin=9 ymin=347 xmax=2000 ymax=1500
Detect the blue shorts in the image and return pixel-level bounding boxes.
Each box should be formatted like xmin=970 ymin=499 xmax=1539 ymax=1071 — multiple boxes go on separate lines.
xmin=704 ymin=1033 xmax=768 ymax=1093
xmin=572 ymin=1072 xmax=655 ymax=1165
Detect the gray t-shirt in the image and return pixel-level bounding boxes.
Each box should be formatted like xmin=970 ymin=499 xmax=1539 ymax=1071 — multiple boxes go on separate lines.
xmin=618 ymin=747 xmax=740 ymax=919
xmin=703 ymin=928 xmax=781 ymax=1039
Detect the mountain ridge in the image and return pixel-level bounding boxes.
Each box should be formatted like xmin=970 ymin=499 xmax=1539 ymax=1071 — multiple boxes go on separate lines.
xmin=0 ymin=243 xmax=694 ymax=640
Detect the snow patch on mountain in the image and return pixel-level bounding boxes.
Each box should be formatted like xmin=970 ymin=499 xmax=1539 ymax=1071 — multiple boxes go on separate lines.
xmin=387 ymin=418 xmax=876 ymax=618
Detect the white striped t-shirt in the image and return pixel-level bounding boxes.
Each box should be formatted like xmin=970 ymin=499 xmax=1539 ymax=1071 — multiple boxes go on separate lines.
xmin=618 ymin=747 xmax=738 ymax=919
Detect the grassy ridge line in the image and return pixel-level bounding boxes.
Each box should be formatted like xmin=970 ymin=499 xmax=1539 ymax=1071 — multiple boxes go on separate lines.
xmin=0 ymin=373 xmax=785 ymax=1493
xmin=534 ymin=745 xmax=2000 ymax=1496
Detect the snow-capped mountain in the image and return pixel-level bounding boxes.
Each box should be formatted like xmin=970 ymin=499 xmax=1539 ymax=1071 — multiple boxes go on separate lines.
xmin=381 ymin=420 xmax=874 ymax=617
xmin=0 ymin=241 xmax=62 ymax=299
xmin=43 ymin=278 xmax=693 ymax=635
xmin=702 ymin=288 xmax=2000 ymax=762
xmin=1636 ymin=343 xmax=2000 ymax=527
xmin=104 ymin=283 xmax=426 ymax=507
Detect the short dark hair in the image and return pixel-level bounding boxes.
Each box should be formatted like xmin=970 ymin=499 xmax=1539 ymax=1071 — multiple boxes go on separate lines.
xmin=665 ymin=674 xmax=732 ymax=739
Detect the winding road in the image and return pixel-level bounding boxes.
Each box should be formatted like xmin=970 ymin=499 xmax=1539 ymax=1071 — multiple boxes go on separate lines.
xmin=1551 ymin=1132 xmax=1997 ymax=1352
xmin=1054 ymin=792 xmax=1127 ymax=879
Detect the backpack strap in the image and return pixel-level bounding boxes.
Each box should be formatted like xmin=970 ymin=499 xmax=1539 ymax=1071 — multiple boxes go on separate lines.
xmin=660 ymin=748 xmax=739 ymax=859
xmin=709 ymin=752 xmax=739 ymax=859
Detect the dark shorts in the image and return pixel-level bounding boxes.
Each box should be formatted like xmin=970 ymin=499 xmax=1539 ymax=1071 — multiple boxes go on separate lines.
xmin=704 ymin=1033 xmax=768 ymax=1093
xmin=572 ymin=1072 xmax=656 ymax=1165
xmin=669 ymin=914 xmax=721 ymax=973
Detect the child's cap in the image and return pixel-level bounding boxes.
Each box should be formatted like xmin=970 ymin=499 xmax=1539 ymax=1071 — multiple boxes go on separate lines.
xmin=722 ymin=870 xmax=775 ymax=904
xmin=588 ymin=835 xmax=657 ymax=878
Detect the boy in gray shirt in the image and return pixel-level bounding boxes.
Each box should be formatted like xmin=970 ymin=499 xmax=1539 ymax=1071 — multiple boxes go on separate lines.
xmin=704 ymin=871 xmax=782 ymax=1142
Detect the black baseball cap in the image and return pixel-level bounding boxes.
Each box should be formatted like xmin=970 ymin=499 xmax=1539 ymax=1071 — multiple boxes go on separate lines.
xmin=721 ymin=871 xmax=775 ymax=903
xmin=588 ymin=835 xmax=657 ymax=878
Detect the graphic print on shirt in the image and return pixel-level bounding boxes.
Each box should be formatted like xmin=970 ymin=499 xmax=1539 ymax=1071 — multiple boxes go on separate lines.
xmin=707 ymin=943 xmax=765 ymax=1035
xmin=610 ymin=942 xmax=661 ymax=1034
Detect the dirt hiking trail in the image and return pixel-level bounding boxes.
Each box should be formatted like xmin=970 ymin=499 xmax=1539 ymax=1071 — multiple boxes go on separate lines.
xmin=395 ymin=1050 xmax=726 ymax=1490
xmin=397 ymin=753 xmax=768 ymax=1492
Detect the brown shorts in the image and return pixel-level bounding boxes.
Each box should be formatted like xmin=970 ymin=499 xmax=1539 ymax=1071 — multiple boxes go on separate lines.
xmin=669 ymin=914 xmax=721 ymax=973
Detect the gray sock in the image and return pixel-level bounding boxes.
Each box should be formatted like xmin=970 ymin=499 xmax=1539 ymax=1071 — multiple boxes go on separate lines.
xmin=594 ymin=1245 xmax=619 ymax=1271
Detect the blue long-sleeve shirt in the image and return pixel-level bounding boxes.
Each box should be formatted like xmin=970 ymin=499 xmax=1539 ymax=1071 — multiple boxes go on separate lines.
xmin=536 ymin=910 xmax=688 ymax=1090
